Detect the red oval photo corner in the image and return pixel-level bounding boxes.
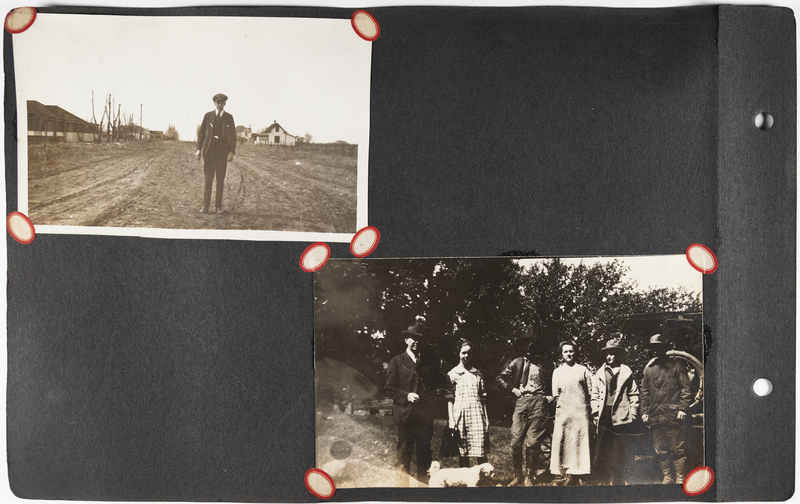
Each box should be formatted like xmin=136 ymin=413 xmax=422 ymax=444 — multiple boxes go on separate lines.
xmin=5 ymin=7 xmax=36 ymax=34
xmin=7 ymin=212 xmax=35 ymax=244
xmin=683 ymin=466 xmax=714 ymax=496
xmin=351 ymin=10 xmax=379 ymax=41
xmin=350 ymin=226 xmax=380 ymax=257
xmin=686 ymin=243 xmax=718 ymax=274
xmin=305 ymin=468 xmax=335 ymax=499
xmin=300 ymin=243 xmax=331 ymax=272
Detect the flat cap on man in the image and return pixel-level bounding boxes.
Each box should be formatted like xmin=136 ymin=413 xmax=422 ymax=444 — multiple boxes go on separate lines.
xmin=213 ymin=93 xmax=228 ymax=103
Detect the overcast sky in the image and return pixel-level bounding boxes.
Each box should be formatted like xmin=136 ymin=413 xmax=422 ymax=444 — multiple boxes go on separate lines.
xmin=518 ymin=254 xmax=703 ymax=295
xmin=13 ymin=14 xmax=372 ymax=144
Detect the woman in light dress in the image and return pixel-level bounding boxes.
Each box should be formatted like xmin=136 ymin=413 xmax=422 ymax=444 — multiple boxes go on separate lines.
xmin=446 ymin=338 xmax=489 ymax=467
xmin=550 ymin=341 xmax=593 ymax=484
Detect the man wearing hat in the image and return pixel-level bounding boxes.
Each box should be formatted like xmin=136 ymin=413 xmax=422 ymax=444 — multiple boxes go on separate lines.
xmin=196 ymin=93 xmax=236 ymax=214
xmin=640 ymin=334 xmax=693 ymax=485
xmin=384 ymin=322 xmax=440 ymax=483
xmin=590 ymin=338 xmax=639 ymax=485
xmin=497 ymin=339 xmax=553 ymax=486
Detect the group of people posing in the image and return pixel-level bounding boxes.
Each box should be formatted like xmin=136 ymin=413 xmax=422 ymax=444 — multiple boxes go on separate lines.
xmin=384 ymin=322 xmax=696 ymax=487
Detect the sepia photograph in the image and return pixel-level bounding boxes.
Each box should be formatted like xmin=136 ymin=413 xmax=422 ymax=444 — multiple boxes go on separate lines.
xmin=314 ymin=256 xmax=705 ymax=488
xmin=14 ymin=13 xmax=371 ymax=240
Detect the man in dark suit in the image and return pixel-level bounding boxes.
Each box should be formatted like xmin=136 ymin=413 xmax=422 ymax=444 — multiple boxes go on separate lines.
xmin=196 ymin=93 xmax=236 ymax=214
xmin=384 ymin=322 xmax=439 ymax=484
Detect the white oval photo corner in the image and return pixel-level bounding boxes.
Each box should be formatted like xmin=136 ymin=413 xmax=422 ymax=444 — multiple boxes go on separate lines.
xmin=5 ymin=7 xmax=35 ymax=32
xmin=352 ymin=11 xmax=379 ymax=40
xmin=684 ymin=466 xmax=714 ymax=495
xmin=301 ymin=244 xmax=330 ymax=272
xmin=753 ymin=378 xmax=773 ymax=397
xmin=305 ymin=469 xmax=334 ymax=499
xmin=351 ymin=227 xmax=379 ymax=256
xmin=8 ymin=213 xmax=34 ymax=243
xmin=686 ymin=244 xmax=716 ymax=273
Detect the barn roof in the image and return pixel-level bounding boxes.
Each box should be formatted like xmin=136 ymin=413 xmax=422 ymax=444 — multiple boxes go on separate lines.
xmin=44 ymin=104 xmax=91 ymax=124
xmin=27 ymin=100 xmax=58 ymax=119
xmin=27 ymin=100 xmax=92 ymax=125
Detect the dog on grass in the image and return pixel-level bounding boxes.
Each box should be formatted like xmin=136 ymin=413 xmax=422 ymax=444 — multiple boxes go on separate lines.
xmin=427 ymin=461 xmax=495 ymax=487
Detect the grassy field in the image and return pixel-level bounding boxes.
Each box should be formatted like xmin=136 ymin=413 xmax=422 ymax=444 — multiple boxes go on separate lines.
xmin=315 ymin=405 xmax=698 ymax=489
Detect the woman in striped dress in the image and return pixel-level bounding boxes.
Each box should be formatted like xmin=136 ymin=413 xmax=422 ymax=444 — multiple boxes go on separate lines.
xmin=446 ymin=339 xmax=489 ymax=467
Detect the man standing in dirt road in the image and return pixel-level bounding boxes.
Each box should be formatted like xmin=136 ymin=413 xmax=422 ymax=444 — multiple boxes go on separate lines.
xmin=196 ymin=93 xmax=236 ymax=214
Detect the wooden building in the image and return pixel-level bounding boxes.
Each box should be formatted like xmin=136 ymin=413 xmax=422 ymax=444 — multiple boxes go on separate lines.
xmin=253 ymin=121 xmax=299 ymax=146
xmin=27 ymin=100 xmax=99 ymax=142
xmin=236 ymin=125 xmax=252 ymax=142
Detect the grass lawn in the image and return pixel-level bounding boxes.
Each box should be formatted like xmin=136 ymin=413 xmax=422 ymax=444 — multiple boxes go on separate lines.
xmin=315 ymin=406 xmax=699 ymax=488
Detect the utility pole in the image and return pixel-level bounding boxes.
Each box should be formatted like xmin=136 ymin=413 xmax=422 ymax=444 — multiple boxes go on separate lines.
xmin=139 ymin=104 xmax=142 ymax=140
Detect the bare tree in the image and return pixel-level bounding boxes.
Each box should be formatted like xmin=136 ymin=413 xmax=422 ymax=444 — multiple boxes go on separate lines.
xmin=91 ymin=91 xmax=112 ymax=142
xmin=103 ymin=94 xmax=112 ymax=142
xmin=91 ymin=91 xmax=102 ymax=142
xmin=113 ymin=104 xmax=121 ymax=142
xmin=125 ymin=113 xmax=136 ymax=141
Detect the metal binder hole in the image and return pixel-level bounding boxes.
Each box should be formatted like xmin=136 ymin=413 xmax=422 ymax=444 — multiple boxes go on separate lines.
xmin=753 ymin=378 xmax=773 ymax=397
xmin=754 ymin=112 xmax=774 ymax=130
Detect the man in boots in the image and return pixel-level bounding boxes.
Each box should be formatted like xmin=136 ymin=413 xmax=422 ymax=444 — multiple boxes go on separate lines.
xmin=640 ymin=334 xmax=693 ymax=484
xmin=497 ymin=340 xmax=553 ymax=486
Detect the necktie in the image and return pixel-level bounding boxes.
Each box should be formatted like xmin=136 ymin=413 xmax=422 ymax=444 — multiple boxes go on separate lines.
xmin=521 ymin=359 xmax=530 ymax=388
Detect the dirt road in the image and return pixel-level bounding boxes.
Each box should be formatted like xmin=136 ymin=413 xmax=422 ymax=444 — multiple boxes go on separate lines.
xmin=27 ymin=140 xmax=358 ymax=233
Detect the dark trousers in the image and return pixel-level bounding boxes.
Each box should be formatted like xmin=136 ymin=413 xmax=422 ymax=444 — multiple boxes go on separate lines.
xmin=651 ymin=423 xmax=688 ymax=483
xmin=397 ymin=416 xmax=433 ymax=480
xmin=594 ymin=407 xmax=624 ymax=484
xmin=203 ymin=148 xmax=228 ymax=209
xmin=510 ymin=394 xmax=549 ymax=477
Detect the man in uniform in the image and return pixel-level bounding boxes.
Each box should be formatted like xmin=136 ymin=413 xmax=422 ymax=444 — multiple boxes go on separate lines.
xmin=196 ymin=93 xmax=236 ymax=214
xmin=497 ymin=340 xmax=553 ymax=486
xmin=640 ymin=334 xmax=693 ymax=485
xmin=384 ymin=322 xmax=439 ymax=484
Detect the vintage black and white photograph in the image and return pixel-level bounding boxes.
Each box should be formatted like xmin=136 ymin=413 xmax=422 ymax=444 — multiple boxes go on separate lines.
xmin=14 ymin=14 xmax=370 ymax=241
xmin=314 ymin=256 xmax=704 ymax=488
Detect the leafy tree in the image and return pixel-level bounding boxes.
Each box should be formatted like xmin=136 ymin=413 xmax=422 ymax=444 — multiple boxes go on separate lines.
xmin=165 ymin=124 xmax=179 ymax=141
xmin=314 ymin=257 xmax=702 ymax=415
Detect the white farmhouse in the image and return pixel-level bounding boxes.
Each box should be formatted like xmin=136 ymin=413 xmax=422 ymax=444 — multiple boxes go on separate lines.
xmin=254 ymin=121 xmax=299 ymax=146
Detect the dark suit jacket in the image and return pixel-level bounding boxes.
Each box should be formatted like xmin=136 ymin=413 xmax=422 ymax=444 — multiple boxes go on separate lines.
xmin=496 ymin=356 xmax=552 ymax=399
xmin=197 ymin=111 xmax=236 ymax=157
xmin=384 ymin=351 xmax=438 ymax=423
